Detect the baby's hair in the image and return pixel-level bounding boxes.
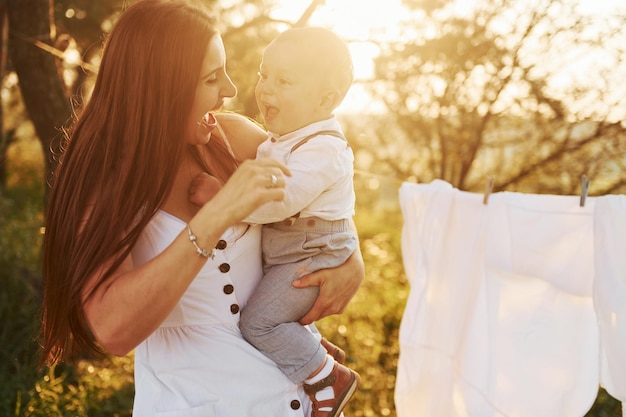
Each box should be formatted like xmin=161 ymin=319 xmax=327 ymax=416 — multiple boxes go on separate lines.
xmin=273 ymin=27 xmax=354 ymax=103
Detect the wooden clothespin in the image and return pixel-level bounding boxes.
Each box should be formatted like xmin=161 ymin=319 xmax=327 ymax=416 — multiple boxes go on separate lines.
xmin=580 ymin=175 xmax=590 ymax=207
xmin=483 ymin=176 xmax=494 ymax=205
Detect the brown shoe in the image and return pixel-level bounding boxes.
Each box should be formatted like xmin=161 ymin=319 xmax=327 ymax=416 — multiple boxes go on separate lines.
xmin=321 ymin=338 xmax=346 ymax=364
xmin=304 ymin=362 xmax=360 ymax=417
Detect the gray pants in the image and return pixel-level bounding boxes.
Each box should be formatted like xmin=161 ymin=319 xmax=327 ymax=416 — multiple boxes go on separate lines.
xmin=239 ymin=216 xmax=357 ymax=384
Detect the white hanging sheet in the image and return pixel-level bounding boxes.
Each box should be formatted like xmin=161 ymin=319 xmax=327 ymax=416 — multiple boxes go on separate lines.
xmin=594 ymin=195 xmax=626 ymax=405
xmin=396 ymin=180 xmax=624 ymax=417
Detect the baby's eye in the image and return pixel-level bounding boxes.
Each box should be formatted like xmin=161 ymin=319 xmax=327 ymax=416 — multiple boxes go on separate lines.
xmin=278 ymin=78 xmax=291 ymax=86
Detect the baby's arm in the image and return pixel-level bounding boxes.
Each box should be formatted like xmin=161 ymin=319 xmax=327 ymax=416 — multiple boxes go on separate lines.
xmin=189 ymin=172 xmax=223 ymax=206
xmin=244 ymin=137 xmax=347 ymax=224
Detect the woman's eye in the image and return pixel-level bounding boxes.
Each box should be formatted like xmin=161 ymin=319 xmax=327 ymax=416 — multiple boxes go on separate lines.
xmin=205 ymin=75 xmax=218 ymax=84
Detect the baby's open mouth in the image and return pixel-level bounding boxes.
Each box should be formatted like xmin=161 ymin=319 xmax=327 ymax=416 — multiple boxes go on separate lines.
xmin=262 ymin=104 xmax=279 ymax=121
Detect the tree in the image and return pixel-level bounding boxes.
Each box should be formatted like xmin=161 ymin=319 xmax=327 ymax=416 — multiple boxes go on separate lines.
xmin=355 ymin=0 xmax=626 ymax=195
xmin=52 ymin=0 xmax=122 ymax=105
xmin=7 ymin=0 xmax=72 ymax=203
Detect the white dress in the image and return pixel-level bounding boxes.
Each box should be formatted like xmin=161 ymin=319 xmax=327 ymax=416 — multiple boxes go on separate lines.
xmin=130 ymin=210 xmax=312 ymax=417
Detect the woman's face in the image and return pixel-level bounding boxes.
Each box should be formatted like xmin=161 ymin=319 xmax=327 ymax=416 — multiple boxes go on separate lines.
xmin=188 ymin=35 xmax=237 ymax=145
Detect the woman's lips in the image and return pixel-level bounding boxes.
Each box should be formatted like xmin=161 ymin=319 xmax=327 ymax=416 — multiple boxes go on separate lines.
xmin=197 ymin=112 xmax=217 ymax=136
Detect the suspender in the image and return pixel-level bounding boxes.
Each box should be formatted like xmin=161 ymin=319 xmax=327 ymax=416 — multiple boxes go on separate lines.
xmin=288 ymin=130 xmax=348 ymax=154
xmin=281 ymin=130 xmax=348 ymax=224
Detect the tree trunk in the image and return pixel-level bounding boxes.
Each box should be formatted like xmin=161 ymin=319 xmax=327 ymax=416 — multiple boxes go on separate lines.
xmin=8 ymin=0 xmax=70 ymax=208
xmin=0 ymin=3 xmax=7 ymax=192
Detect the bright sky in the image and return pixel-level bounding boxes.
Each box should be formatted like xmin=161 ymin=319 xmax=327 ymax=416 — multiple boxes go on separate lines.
xmin=271 ymin=0 xmax=410 ymax=79
xmin=270 ymin=0 xmax=415 ymax=114
xmin=271 ymin=0 xmax=626 ymax=116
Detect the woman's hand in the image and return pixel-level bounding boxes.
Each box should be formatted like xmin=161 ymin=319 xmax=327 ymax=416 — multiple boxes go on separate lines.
xmin=293 ymin=242 xmax=365 ymax=325
xmin=203 ymin=158 xmax=291 ymax=227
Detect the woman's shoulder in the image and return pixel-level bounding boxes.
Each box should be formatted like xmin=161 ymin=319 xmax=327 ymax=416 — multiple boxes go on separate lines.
xmin=215 ymin=112 xmax=267 ymax=161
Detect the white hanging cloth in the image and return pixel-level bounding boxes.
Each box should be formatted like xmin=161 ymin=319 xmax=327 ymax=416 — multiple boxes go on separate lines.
xmin=396 ymin=180 xmax=491 ymax=417
xmin=396 ymin=180 xmax=624 ymax=417
xmin=594 ymin=195 xmax=626 ymax=407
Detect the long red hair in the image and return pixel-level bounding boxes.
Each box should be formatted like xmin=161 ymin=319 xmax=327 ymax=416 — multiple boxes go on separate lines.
xmin=40 ymin=0 xmax=226 ymax=366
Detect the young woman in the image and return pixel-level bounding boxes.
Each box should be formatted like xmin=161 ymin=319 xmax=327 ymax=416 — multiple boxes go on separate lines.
xmin=40 ymin=1 xmax=364 ymax=415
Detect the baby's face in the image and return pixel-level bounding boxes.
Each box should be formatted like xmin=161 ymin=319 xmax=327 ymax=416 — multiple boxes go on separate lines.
xmin=255 ymin=40 xmax=329 ymax=136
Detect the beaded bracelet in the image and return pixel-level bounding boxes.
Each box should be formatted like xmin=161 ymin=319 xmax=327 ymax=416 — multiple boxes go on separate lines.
xmin=186 ymin=224 xmax=216 ymax=259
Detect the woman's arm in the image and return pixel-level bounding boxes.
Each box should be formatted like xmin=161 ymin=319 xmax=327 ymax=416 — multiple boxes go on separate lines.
xmin=293 ymin=219 xmax=365 ymax=325
xmin=215 ymin=112 xmax=267 ymax=161
xmin=83 ymin=158 xmax=289 ymax=356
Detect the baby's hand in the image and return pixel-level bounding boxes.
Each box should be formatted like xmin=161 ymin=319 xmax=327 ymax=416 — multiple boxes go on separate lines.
xmin=189 ymin=172 xmax=223 ymax=206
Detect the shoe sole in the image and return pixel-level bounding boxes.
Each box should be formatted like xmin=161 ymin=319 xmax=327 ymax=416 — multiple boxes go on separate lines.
xmin=328 ymin=372 xmax=361 ymax=417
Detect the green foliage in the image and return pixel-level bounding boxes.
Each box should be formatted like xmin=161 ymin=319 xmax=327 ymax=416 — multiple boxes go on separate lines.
xmin=585 ymin=388 xmax=624 ymax=417
xmin=317 ymin=194 xmax=408 ymax=417
xmin=24 ymin=358 xmax=134 ymax=417
xmin=363 ymin=0 xmax=626 ymax=194
xmin=0 ymin=172 xmax=44 ymax=416
xmin=0 ymin=243 xmax=41 ymax=417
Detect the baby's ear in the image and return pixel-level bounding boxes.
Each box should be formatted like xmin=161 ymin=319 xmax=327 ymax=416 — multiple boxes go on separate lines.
xmin=319 ymin=88 xmax=342 ymax=111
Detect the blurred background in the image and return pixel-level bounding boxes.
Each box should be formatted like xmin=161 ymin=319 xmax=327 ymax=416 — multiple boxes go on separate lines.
xmin=1 ymin=0 xmax=624 ymax=415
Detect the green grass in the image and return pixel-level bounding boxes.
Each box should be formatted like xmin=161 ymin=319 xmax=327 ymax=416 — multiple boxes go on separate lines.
xmin=0 ymin=159 xmax=45 ymax=416
xmin=23 ymin=358 xmax=134 ymax=417
xmin=318 ymin=202 xmax=408 ymax=417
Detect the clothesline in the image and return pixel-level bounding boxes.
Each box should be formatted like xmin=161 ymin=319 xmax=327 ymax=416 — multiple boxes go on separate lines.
xmin=353 ymin=169 xmax=410 ymax=186
xmin=354 ymin=171 xmax=596 ymax=208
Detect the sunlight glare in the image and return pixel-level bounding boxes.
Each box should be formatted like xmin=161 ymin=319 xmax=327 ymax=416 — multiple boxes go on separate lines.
xmin=271 ymin=0 xmax=411 ymax=113
xmin=271 ymin=0 xmax=626 ymax=117
xmin=270 ymin=0 xmax=410 ymax=76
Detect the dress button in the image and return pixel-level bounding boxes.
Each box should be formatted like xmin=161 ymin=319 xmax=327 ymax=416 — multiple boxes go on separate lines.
xmin=219 ymin=263 xmax=230 ymax=273
xmin=223 ymin=284 xmax=234 ymax=294
xmin=306 ymin=219 xmax=316 ymax=227
xmin=290 ymin=400 xmax=301 ymax=410
xmin=215 ymin=239 xmax=227 ymax=250
xmin=230 ymin=304 xmax=240 ymax=314
xmin=271 ymin=137 xmax=277 ymax=142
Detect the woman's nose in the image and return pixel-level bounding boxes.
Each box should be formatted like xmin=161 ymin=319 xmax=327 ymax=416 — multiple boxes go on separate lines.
xmin=223 ymin=75 xmax=237 ymax=98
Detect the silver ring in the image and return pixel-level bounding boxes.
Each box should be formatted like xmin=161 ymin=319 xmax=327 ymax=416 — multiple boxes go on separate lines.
xmin=270 ymin=174 xmax=278 ymax=187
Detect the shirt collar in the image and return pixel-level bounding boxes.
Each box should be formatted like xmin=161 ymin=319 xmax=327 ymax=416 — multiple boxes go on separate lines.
xmin=268 ymin=116 xmax=340 ymax=143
